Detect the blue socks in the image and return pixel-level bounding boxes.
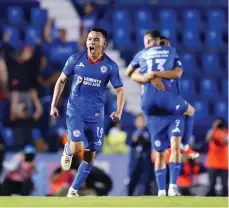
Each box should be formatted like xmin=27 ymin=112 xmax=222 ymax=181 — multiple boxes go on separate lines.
xmin=155 ymin=168 xmax=167 ymax=191
xmin=182 ymin=115 xmax=194 ymax=149
xmin=169 ymin=162 xmax=182 ymax=185
xmin=71 ymin=161 xmax=93 ymax=190
xmin=65 ymin=142 xmax=73 ymax=156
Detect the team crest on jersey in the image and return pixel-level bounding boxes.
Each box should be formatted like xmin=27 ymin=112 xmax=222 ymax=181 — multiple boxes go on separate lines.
xmin=100 ymin=66 xmax=108 ymax=73
xmin=154 ymin=140 xmax=161 ymax=147
xmin=73 ymin=129 xmax=81 ymax=137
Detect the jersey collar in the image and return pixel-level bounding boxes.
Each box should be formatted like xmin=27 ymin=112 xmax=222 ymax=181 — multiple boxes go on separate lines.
xmin=87 ymin=52 xmax=105 ymax=65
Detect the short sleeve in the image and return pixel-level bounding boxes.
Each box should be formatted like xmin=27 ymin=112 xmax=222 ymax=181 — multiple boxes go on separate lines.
xmin=110 ymin=63 xmax=123 ymax=88
xmin=62 ymin=54 xmax=77 ymax=76
xmin=130 ymin=51 xmax=141 ymax=68
xmin=173 ymin=48 xmax=183 ymax=69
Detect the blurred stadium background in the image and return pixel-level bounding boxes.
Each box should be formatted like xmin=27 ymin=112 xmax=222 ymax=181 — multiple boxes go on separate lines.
xmin=0 ymin=0 xmax=228 ymax=198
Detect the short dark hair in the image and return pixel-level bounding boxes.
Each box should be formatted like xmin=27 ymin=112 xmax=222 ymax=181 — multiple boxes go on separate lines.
xmin=145 ymin=30 xmax=161 ymax=39
xmin=160 ymin=36 xmax=169 ymax=41
xmin=160 ymin=36 xmax=170 ymax=46
xmin=89 ymin=27 xmax=108 ymax=40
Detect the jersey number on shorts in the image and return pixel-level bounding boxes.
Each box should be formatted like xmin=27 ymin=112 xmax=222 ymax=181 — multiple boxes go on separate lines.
xmin=146 ymin=58 xmax=166 ymax=73
xmin=97 ymin=127 xmax=103 ymax=138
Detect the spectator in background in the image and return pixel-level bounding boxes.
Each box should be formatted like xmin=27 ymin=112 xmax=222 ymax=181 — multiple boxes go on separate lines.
xmin=7 ymin=89 xmax=43 ymax=149
xmin=44 ymin=18 xmax=67 ymax=44
xmin=177 ymin=157 xmax=206 ymax=196
xmin=79 ymin=2 xmax=97 ymax=48
xmin=205 ymin=118 xmax=228 ymax=196
xmin=1 ymin=145 xmax=36 ymax=196
xmin=127 ymin=114 xmax=152 ymax=196
xmin=103 ymin=121 xmax=127 ymax=154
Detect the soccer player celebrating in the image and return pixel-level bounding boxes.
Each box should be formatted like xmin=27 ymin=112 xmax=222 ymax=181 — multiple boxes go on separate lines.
xmin=50 ymin=28 xmax=125 ymax=197
xmin=126 ymin=30 xmax=195 ymax=196
xmin=158 ymin=36 xmax=198 ymax=159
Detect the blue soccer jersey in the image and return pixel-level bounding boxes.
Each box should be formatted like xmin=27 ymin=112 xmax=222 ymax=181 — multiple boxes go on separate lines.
xmin=63 ymin=51 xmax=123 ymax=122
xmin=130 ymin=45 xmax=187 ymax=116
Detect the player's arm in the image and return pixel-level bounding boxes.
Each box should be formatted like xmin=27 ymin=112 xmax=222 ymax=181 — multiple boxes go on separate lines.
xmin=50 ymin=72 xmax=68 ymax=118
xmin=111 ymin=86 xmax=125 ymax=121
xmin=50 ymin=54 xmax=76 ymax=118
xmin=152 ymin=67 xmax=183 ymax=79
xmin=127 ymin=67 xmax=149 ymax=84
xmin=129 ymin=68 xmax=165 ymax=90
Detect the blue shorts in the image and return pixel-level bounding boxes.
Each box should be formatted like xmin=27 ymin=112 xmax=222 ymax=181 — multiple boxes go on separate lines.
xmin=146 ymin=115 xmax=184 ymax=152
xmin=66 ymin=113 xmax=104 ymax=151
xmin=141 ymin=91 xmax=189 ymax=116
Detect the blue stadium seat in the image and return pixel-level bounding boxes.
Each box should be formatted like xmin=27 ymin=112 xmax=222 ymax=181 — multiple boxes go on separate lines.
xmin=113 ymin=10 xmax=131 ymax=29
xmin=160 ymin=28 xmax=176 ymax=45
xmin=113 ymin=28 xmax=131 ymax=48
xmin=136 ymin=28 xmax=149 ymax=47
xmin=200 ymin=78 xmax=219 ymax=98
xmin=180 ymin=53 xmax=198 ymax=75
xmin=207 ymin=10 xmax=225 ymax=31
xmin=31 ymin=8 xmax=47 ymax=29
xmin=136 ymin=10 xmax=152 ymax=28
xmin=3 ymin=25 xmax=21 ymax=48
xmin=25 ymin=26 xmax=41 ymax=46
xmin=50 ymin=42 xmax=78 ymax=65
xmin=193 ymin=100 xmax=209 ymax=118
xmin=8 ymin=7 xmax=24 ymax=27
xmin=214 ymin=100 xmax=228 ymax=119
xmin=179 ymin=79 xmax=196 ymax=99
xmin=97 ymin=19 xmax=112 ymax=38
xmin=183 ymin=30 xmax=201 ymax=49
xmin=202 ymin=53 xmax=221 ymax=75
xmin=183 ymin=10 xmax=201 ymax=30
xmin=206 ymin=30 xmax=224 ymax=49
xmin=222 ymin=79 xmax=228 ymax=97
xmin=159 ymin=9 xmax=176 ymax=29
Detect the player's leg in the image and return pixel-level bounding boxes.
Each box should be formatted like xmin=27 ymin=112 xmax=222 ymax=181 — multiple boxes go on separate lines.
xmin=67 ymin=149 xmax=95 ymax=197
xmin=67 ymin=120 xmax=104 ymax=197
xmin=154 ymin=150 xmax=167 ymax=196
xmin=61 ymin=114 xmax=85 ymax=171
xmin=182 ymin=104 xmax=199 ymax=159
xmin=160 ymin=93 xmax=199 ymax=159
xmin=167 ymin=117 xmax=183 ymax=196
xmin=147 ymin=115 xmax=169 ymax=196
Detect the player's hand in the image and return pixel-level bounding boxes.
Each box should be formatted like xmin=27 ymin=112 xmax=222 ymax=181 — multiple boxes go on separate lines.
xmin=50 ymin=106 xmax=59 ymax=119
xmin=144 ymin=72 xmax=156 ymax=81
xmin=110 ymin=111 xmax=122 ymax=122
xmin=150 ymin=78 xmax=165 ymax=91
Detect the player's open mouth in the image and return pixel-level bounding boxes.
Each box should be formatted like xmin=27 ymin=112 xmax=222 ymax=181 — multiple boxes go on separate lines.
xmin=89 ymin=46 xmax=95 ymax=53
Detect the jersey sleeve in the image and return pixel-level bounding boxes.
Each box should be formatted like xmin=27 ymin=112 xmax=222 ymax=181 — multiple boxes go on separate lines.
xmin=173 ymin=48 xmax=183 ymax=69
xmin=62 ymin=54 xmax=77 ymax=76
xmin=110 ymin=62 xmax=123 ymax=88
xmin=130 ymin=51 xmax=141 ymax=68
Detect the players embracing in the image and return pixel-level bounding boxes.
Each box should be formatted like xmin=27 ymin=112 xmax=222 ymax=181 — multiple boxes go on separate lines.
xmin=126 ymin=30 xmax=199 ymax=196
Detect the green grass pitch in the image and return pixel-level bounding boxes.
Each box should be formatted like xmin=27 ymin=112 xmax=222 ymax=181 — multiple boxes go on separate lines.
xmin=0 ymin=196 xmax=227 ymax=207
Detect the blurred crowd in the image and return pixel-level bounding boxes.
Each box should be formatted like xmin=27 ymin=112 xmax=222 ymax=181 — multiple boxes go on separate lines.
xmin=0 ymin=1 xmax=228 ymax=197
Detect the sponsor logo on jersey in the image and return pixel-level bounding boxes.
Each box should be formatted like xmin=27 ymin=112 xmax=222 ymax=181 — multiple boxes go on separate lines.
xmin=100 ymin=66 xmax=108 ymax=73
xmin=76 ymin=62 xmax=85 ymax=67
xmin=73 ymin=129 xmax=81 ymax=137
xmin=77 ymin=75 xmax=83 ymax=84
xmin=154 ymin=140 xmax=161 ymax=147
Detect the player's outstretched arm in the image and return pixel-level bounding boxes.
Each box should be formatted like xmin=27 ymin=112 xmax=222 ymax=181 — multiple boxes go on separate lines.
xmin=110 ymin=87 xmax=125 ymax=122
xmin=50 ymin=72 xmax=68 ymax=119
xmin=152 ymin=67 xmax=183 ymax=79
